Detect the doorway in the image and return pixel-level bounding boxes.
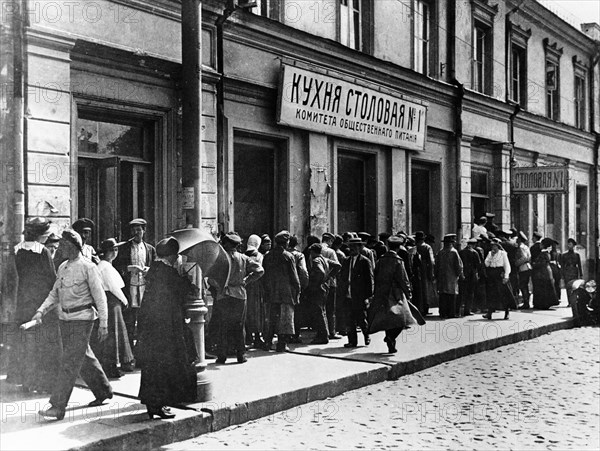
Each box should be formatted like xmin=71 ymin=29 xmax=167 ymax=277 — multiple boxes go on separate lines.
xmin=76 ymin=115 xmax=155 ymax=245
xmin=233 ymin=136 xmax=287 ymax=241
xmin=337 ymin=151 xmax=376 ymax=234
xmin=411 ymin=162 xmax=441 ymax=237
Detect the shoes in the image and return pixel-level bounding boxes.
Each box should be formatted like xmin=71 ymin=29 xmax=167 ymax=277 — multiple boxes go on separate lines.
xmin=482 ymin=313 xmax=492 ymax=320
xmin=310 ymin=338 xmax=329 ymax=345
xmin=275 ymin=344 xmax=290 ymax=353
xmin=504 ymin=311 xmax=510 ymax=320
xmin=363 ymin=334 xmax=371 ymax=346
xmin=261 ymin=342 xmax=273 ymax=351
xmin=252 ymin=337 xmax=266 ymax=349
xmin=147 ymin=406 xmax=175 ymax=420
xmin=105 ymin=370 xmax=122 ymax=379
xmin=39 ymin=406 xmax=65 ymax=420
xmin=383 ymin=337 xmax=397 ymax=353
xmin=344 ymin=343 xmax=357 ymax=348
xmin=88 ymin=393 xmax=112 ymax=407
xmin=121 ymin=362 xmax=135 ymax=372
xmin=519 ymin=305 xmax=531 ymax=310
xmin=464 ymin=311 xmax=473 ymax=316
xmin=215 ymin=356 xmax=226 ymax=364
xmin=329 ymin=334 xmax=342 ymax=339
xmin=236 ymin=352 xmax=247 ymax=363
xmin=288 ymin=336 xmax=302 ymax=344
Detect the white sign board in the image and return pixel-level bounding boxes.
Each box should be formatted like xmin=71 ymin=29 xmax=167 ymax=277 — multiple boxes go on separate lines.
xmin=512 ymin=166 xmax=567 ymax=194
xmin=277 ymin=65 xmax=427 ymax=151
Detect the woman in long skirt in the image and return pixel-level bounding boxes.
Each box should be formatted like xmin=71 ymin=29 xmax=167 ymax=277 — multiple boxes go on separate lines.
xmin=7 ymin=218 xmax=60 ymax=393
xmin=244 ymin=234 xmax=265 ymax=349
xmin=483 ymin=239 xmax=516 ymax=320
xmin=532 ymin=238 xmax=560 ymax=309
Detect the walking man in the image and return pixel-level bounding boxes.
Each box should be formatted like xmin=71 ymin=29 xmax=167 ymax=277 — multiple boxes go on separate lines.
xmin=339 ymin=236 xmax=374 ymax=348
xmin=33 ymin=230 xmax=112 ymax=420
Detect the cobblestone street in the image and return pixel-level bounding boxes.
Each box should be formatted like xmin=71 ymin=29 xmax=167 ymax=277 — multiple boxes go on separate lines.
xmin=164 ymin=327 xmax=600 ymax=450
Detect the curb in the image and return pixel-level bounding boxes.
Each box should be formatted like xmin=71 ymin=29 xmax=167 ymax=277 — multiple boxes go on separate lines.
xmin=75 ymin=318 xmax=575 ymax=451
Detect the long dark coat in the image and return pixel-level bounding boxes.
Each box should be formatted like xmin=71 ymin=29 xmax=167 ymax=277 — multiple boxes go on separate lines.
xmin=531 ymin=251 xmax=559 ymax=309
xmin=338 ymin=253 xmax=374 ymax=306
xmin=137 ymin=261 xmax=197 ymax=407
xmin=262 ymin=247 xmax=301 ymax=305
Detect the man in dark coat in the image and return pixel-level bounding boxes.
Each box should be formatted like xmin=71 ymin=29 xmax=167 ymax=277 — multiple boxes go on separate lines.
xmin=137 ymin=237 xmax=197 ymax=419
xmin=113 ymin=218 xmax=157 ymax=356
xmin=484 ymin=212 xmax=499 ymax=234
xmin=415 ymin=231 xmax=435 ymax=315
xmin=262 ymin=231 xmax=301 ymax=352
xmin=435 ymin=234 xmax=464 ymax=318
xmin=321 ymin=232 xmax=341 ymax=339
xmin=338 ymin=237 xmax=374 ymax=348
xmin=458 ymin=238 xmax=482 ymax=316
xmin=561 ymin=238 xmax=583 ymax=291
xmin=371 ymin=236 xmax=415 ymax=353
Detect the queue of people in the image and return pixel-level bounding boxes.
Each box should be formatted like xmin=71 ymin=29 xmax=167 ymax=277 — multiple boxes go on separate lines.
xmin=5 ymin=214 xmax=583 ymax=421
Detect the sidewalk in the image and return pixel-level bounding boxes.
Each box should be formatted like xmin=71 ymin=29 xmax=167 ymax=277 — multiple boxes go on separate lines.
xmin=0 ymin=301 xmax=575 ymax=451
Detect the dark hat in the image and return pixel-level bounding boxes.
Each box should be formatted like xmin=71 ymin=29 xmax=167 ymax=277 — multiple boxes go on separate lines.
xmin=509 ymin=228 xmax=518 ymax=236
xmin=260 ymin=234 xmax=272 ymax=243
xmin=532 ymin=231 xmax=543 ymax=239
xmin=129 ymin=218 xmax=147 ymax=227
xmin=156 ymin=237 xmax=179 ymax=257
xmin=467 ymin=238 xmax=478 ymax=244
xmin=387 ymin=236 xmax=402 ymax=245
xmin=378 ymin=232 xmax=391 ymax=242
xmin=222 ymin=232 xmax=242 ymax=246
xmin=61 ymin=229 xmax=83 ymax=251
xmin=306 ymin=235 xmax=320 ymax=246
xmin=425 ymin=234 xmax=436 ymax=243
xmin=414 ymin=231 xmax=425 ymax=240
xmin=478 ymin=234 xmax=490 ymax=243
xmin=309 ymin=243 xmax=322 ymax=254
xmin=289 ymin=235 xmax=299 ymax=248
xmin=490 ymin=238 xmax=502 ymax=246
xmin=72 ymin=218 xmax=95 ymax=232
xmin=275 ymin=230 xmax=291 ymax=244
xmin=485 ymin=212 xmax=495 ymax=218
xmin=406 ymin=236 xmax=416 ymax=246
xmin=487 ymin=232 xmax=496 ymax=240
xmin=518 ymin=231 xmax=528 ymax=243
xmin=348 ymin=237 xmax=365 ymax=245
xmin=477 ymin=216 xmax=487 ymax=224
xmin=322 ymin=232 xmax=334 ymax=241
xmin=567 ymin=238 xmax=577 ymax=245
xmin=357 ymin=232 xmax=371 ymax=242
xmin=25 ymin=217 xmax=51 ymax=234
xmin=333 ymin=234 xmax=343 ymax=246
xmin=395 ymin=233 xmax=407 ymax=244
xmin=342 ymin=232 xmax=353 ymax=242
xmin=541 ymin=237 xmax=554 ymax=248
xmin=97 ymin=238 xmax=124 ymax=255
xmin=44 ymin=232 xmax=61 ymax=244
xmin=442 ymin=234 xmax=457 ymax=243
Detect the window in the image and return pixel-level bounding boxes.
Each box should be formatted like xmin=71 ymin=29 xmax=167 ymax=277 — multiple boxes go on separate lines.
xmin=251 ymin=0 xmax=279 ymax=19
xmin=340 ymin=0 xmax=361 ymax=50
xmin=413 ymin=0 xmax=430 ymax=75
xmin=471 ymin=169 xmax=490 ymax=219
xmin=471 ymin=0 xmax=497 ymax=95
xmin=573 ymin=56 xmax=587 ymax=130
xmin=508 ymin=23 xmax=530 ymax=108
xmin=473 ymin=22 xmax=492 ymax=94
xmin=543 ymin=38 xmax=562 ymax=121
xmin=510 ymin=45 xmax=526 ymax=106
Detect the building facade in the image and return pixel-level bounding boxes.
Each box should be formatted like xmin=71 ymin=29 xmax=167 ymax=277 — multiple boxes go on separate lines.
xmin=1 ymin=0 xmax=599 ymax=319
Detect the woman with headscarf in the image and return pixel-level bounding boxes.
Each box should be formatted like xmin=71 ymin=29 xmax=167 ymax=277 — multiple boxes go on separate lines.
xmin=137 ymin=237 xmax=197 ymax=419
xmin=244 ymin=234 xmax=266 ymax=349
xmin=90 ymin=239 xmax=135 ymax=378
xmin=7 ymin=217 xmax=60 ymax=393
xmin=531 ymin=238 xmax=560 ymax=309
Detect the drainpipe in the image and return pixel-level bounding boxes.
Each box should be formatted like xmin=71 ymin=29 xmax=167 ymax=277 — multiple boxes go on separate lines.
xmin=590 ymin=45 xmax=600 ymax=280
xmin=508 ymin=103 xmax=521 ymax=226
xmin=452 ymin=78 xmax=465 ymax=239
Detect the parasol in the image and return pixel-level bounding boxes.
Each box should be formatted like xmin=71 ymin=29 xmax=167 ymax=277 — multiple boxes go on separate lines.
xmin=167 ymin=229 xmax=230 ymax=290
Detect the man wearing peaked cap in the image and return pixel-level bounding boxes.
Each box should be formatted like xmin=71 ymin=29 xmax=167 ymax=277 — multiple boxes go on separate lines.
xmin=262 ymin=230 xmax=300 ymax=352
xmin=212 ymin=232 xmax=264 ymax=363
xmin=484 ymin=212 xmax=499 ymax=234
xmin=71 ymin=218 xmax=98 ymax=264
xmin=320 ymin=232 xmax=341 ymax=339
xmin=113 ymin=218 xmax=157 ymax=355
xmin=435 ymin=233 xmax=464 ymax=318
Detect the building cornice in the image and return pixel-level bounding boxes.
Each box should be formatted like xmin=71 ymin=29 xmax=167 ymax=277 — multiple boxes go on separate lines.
xmin=515 ymin=110 xmax=596 ymax=147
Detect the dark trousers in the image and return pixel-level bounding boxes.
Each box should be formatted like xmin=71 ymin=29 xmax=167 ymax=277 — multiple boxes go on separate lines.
xmin=306 ymin=300 xmax=329 ymax=340
xmin=325 ymin=288 xmax=337 ymax=337
xmin=50 ymin=320 xmax=112 ymax=410
xmin=214 ymin=296 xmax=247 ymax=358
xmin=439 ymin=293 xmax=457 ymax=318
xmin=344 ymin=297 xmax=368 ymax=345
xmin=518 ymin=270 xmax=531 ymax=306
xmin=123 ymin=306 xmax=138 ymax=352
xmin=459 ymin=275 xmax=477 ymax=315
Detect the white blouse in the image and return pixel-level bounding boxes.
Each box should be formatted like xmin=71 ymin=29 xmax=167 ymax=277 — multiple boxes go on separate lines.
xmin=485 ymin=249 xmax=511 ymax=276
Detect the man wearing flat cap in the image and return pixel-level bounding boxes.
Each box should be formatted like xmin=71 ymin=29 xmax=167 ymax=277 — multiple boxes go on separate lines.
xmin=33 ymin=230 xmax=112 ymax=420
xmin=113 ymin=218 xmax=157 ymax=355
xmin=321 ymin=232 xmax=341 ymax=339
xmin=213 ymin=232 xmax=264 ymax=363
xmin=435 ymin=234 xmax=464 ymax=318
xmin=262 ymin=231 xmax=301 ymax=352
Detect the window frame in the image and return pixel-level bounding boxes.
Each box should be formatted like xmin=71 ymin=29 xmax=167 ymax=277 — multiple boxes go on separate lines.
xmin=413 ymin=0 xmax=430 ymax=76
xmin=508 ymin=23 xmax=531 ymax=108
xmin=337 ymin=0 xmax=373 ymax=54
xmin=543 ymin=38 xmax=563 ymax=121
xmin=470 ymin=0 xmax=497 ymax=95
xmin=573 ymin=56 xmax=587 ymax=131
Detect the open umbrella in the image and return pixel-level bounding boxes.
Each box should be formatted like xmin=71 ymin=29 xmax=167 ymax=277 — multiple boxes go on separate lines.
xmin=167 ymin=229 xmax=230 ymax=290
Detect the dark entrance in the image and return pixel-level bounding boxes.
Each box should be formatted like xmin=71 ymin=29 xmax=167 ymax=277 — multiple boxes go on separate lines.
xmin=411 ymin=162 xmax=441 ymax=237
xmin=233 ymin=137 xmax=286 ymax=241
xmin=76 ymin=115 xmax=155 ymax=245
xmin=337 ymin=151 xmax=376 ymax=234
